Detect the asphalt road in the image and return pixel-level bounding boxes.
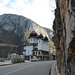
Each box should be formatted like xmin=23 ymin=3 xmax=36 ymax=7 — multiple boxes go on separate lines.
xmin=0 ymin=60 xmax=56 ymax=75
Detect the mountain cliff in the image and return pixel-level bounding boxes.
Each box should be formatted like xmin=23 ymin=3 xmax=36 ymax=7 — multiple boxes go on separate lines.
xmin=0 ymin=14 xmax=53 ymax=56
xmin=53 ymin=0 xmax=75 ymax=75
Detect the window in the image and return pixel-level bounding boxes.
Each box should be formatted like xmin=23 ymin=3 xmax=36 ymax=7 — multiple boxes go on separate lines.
xmin=36 ymin=52 xmax=37 ymax=55
xmin=39 ymin=40 xmax=40 ymax=43
xmin=34 ymin=39 xmax=35 ymax=41
xmin=33 ymin=52 xmax=35 ymax=55
xmin=38 ymin=52 xmax=40 ymax=55
xmin=28 ymin=51 xmax=30 ymax=53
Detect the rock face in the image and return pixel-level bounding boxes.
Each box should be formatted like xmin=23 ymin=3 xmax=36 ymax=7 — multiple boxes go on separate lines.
xmin=53 ymin=0 xmax=75 ymax=75
xmin=0 ymin=14 xmax=53 ymax=57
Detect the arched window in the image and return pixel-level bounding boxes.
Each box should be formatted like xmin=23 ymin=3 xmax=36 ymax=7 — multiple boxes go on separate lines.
xmin=38 ymin=52 xmax=40 ymax=55
xmin=33 ymin=52 xmax=35 ymax=55
xmin=36 ymin=52 xmax=37 ymax=55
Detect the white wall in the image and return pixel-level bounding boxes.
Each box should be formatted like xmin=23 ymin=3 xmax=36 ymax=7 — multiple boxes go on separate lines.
xmin=43 ymin=41 xmax=49 ymax=51
xmin=38 ymin=39 xmax=43 ymax=50
xmin=38 ymin=39 xmax=49 ymax=51
xmin=24 ymin=45 xmax=33 ymax=56
xmin=30 ymin=38 xmax=38 ymax=43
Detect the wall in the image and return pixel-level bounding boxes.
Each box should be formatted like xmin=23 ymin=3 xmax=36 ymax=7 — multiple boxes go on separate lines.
xmin=11 ymin=54 xmax=25 ymax=63
xmin=38 ymin=39 xmax=49 ymax=51
xmin=30 ymin=38 xmax=38 ymax=43
xmin=24 ymin=45 xmax=33 ymax=56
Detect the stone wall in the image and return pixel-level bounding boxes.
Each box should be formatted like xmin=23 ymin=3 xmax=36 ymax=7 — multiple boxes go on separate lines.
xmin=11 ymin=54 xmax=25 ymax=63
xmin=53 ymin=0 xmax=75 ymax=75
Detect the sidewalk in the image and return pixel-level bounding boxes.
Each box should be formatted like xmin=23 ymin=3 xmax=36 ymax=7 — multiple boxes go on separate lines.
xmin=0 ymin=60 xmax=11 ymax=66
xmin=50 ymin=64 xmax=60 ymax=75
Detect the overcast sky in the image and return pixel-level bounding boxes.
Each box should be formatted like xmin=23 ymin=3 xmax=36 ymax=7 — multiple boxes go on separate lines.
xmin=0 ymin=0 xmax=56 ymax=29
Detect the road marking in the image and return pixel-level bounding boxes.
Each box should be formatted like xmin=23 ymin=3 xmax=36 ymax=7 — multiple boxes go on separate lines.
xmin=4 ymin=64 xmax=35 ymax=75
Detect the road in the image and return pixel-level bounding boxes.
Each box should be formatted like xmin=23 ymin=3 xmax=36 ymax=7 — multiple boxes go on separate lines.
xmin=0 ymin=60 xmax=56 ymax=75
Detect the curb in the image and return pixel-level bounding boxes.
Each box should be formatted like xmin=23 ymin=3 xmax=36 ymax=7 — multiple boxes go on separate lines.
xmin=56 ymin=65 xmax=60 ymax=75
xmin=0 ymin=63 xmax=12 ymax=66
xmin=0 ymin=61 xmax=26 ymax=66
xmin=49 ymin=68 xmax=51 ymax=75
xmin=51 ymin=64 xmax=56 ymax=75
xmin=50 ymin=64 xmax=60 ymax=75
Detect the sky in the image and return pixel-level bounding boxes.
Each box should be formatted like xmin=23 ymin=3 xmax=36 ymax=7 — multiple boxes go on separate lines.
xmin=0 ymin=0 xmax=56 ymax=29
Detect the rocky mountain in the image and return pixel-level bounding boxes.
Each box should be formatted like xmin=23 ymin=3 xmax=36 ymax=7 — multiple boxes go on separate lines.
xmin=0 ymin=14 xmax=53 ymax=56
xmin=53 ymin=0 xmax=75 ymax=75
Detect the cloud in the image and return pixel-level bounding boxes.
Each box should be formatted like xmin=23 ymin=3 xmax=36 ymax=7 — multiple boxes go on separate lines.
xmin=0 ymin=0 xmax=56 ymax=29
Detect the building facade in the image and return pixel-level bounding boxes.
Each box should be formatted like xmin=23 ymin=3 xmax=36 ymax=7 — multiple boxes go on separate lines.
xmin=23 ymin=31 xmax=50 ymax=61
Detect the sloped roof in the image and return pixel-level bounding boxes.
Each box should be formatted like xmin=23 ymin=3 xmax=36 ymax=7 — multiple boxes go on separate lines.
xmin=29 ymin=31 xmax=38 ymax=38
xmin=38 ymin=34 xmax=43 ymax=39
xmin=44 ymin=36 xmax=48 ymax=41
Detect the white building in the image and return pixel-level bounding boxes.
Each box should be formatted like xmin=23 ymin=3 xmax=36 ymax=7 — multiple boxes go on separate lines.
xmin=23 ymin=31 xmax=50 ymax=61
